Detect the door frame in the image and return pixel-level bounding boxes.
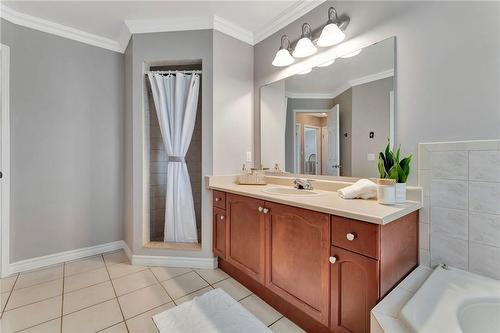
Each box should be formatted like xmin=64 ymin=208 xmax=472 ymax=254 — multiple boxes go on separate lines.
xmin=293 ymin=109 xmax=329 ymax=176
xmin=1 ymin=44 xmax=10 ymax=277
xmin=303 ymin=125 xmax=321 ymax=175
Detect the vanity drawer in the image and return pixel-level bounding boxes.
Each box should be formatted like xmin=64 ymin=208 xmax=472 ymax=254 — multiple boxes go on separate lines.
xmin=213 ymin=190 xmax=226 ymax=209
xmin=331 ymin=216 xmax=380 ymax=259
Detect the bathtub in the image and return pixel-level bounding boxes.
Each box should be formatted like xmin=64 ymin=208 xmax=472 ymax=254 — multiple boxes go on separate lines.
xmin=400 ymin=265 xmax=500 ymax=333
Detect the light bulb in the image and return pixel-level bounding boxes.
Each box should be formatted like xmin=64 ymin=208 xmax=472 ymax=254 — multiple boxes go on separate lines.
xmin=317 ymin=59 xmax=335 ymax=67
xmin=292 ymin=37 xmax=317 ymax=58
xmin=317 ymin=23 xmax=345 ymax=47
xmin=292 ymin=23 xmax=317 ymax=58
xmin=272 ymin=48 xmax=295 ymax=67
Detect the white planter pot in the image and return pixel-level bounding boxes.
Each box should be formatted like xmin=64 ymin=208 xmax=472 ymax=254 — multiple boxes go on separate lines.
xmin=377 ymin=184 xmax=396 ymax=205
xmin=395 ymin=183 xmax=407 ymax=203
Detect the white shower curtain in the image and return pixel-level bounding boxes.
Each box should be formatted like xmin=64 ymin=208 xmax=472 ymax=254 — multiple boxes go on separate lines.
xmin=148 ymin=72 xmax=200 ymax=243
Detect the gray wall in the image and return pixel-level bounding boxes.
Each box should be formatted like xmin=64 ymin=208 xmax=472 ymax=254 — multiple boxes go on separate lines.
xmin=124 ymin=39 xmax=134 ymax=251
xmin=254 ymin=1 xmax=500 ymax=184
xmin=331 ymin=89 xmax=352 ymax=176
xmin=352 ymin=77 xmax=393 ymax=177
xmin=213 ymin=31 xmax=254 ymax=174
xmin=1 ymin=19 xmax=124 ymax=261
xmin=125 ymin=30 xmax=214 ymax=257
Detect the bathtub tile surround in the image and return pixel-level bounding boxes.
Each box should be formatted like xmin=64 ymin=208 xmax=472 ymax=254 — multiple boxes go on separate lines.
xmin=418 ymin=140 xmax=500 ymax=279
xmin=0 ymin=250 xmax=303 ymax=333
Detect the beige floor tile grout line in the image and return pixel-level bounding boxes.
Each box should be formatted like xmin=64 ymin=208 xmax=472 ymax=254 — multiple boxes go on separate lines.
xmin=60 ymin=262 xmax=65 ymax=333
xmin=3 ymin=252 xmax=290 ymax=332
xmin=102 ymin=253 xmax=131 ymax=333
xmin=1 ymin=272 xmax=19 ymax=318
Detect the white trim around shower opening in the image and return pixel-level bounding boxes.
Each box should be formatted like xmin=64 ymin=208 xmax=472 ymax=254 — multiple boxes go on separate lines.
xmin=1 ymin=44 xmax=10 ymax=277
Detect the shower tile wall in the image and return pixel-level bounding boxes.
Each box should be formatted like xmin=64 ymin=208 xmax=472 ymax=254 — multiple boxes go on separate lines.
xmin=150 ymin=105 xmax=167 ymax=241
xmin=418 ymin=140 xmax=500 ymax=280
xmin=148 ymin=86 xmax=202 ymax=242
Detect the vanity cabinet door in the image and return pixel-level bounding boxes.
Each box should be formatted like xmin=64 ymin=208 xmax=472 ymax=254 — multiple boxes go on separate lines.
xmin=226 ymin=194 xmax=266 ymax=283
xmin=213 ymin=208 xmax=226 ymax=258
xmin=330 ymin=246 xmax=379 ymax=333
xmin=264 ymin=202 xmax=330 ymax=326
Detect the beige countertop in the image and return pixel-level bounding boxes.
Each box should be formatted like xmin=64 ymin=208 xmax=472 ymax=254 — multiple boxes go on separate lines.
xmin=208 ymin=176 xmax=422 ymax=225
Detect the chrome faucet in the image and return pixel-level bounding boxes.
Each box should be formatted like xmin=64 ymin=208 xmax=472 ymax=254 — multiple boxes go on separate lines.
xmin=293 ymin=178 xmax=314 ymax=190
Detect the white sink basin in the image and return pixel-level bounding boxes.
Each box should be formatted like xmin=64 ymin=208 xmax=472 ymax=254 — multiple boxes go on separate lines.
xmin=262 ymin=187 xmax=321 ymax=197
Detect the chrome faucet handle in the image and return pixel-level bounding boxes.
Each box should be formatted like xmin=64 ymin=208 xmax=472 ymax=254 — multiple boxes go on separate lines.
xmin=293 ymin=178 xmax=314 ymax=190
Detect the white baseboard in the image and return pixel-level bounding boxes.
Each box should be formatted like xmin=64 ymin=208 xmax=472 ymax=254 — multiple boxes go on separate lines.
xmin=121 ymin=240 xmax=133 ymax=261
xmin=2 ymin=240 xmax=217 ymax=277
xmin=132 ymin=254 xmax=217 ymax=269
xmin=4 ymin=241 xmax=123 ymax=276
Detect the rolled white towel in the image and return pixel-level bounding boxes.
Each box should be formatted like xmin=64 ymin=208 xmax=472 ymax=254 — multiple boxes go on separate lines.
xmin=338 ymin=179 xmax=377 ymax=199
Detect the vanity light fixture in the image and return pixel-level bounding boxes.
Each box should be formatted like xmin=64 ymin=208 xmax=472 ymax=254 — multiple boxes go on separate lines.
xmin=340 ymin=49 xmax=362 ymax=58
xmin=272 ymin=35 xmax=295 ymax=67
xmin=271 ymin=6 xmax=349 ymax=67
xmin=316 ymin=59 xmax=335 ymax=67
xmin=317 ymin=7 xmax=346 ymax=47
xmin=292 ymin=23 xmax=317 ymax=58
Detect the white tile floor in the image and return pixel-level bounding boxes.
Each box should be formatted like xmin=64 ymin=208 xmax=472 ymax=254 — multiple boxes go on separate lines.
xmin=0 ymin=250 xmax=306 ymax=333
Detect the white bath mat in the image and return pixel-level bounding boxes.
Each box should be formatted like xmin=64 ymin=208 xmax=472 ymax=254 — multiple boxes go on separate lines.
xmin=152 ymin=288 xmax=272 ymax=333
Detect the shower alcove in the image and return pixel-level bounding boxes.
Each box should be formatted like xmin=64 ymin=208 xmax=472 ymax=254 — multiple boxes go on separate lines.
xmin=144 ymin=60 xmax=202 ymax=250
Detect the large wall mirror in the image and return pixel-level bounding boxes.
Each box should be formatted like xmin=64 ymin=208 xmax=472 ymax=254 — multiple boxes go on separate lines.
xmin=260 ymin=36 xmax=395 ymax=178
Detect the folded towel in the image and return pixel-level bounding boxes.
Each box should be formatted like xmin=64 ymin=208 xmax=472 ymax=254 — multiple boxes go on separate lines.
xmin=338 ymin=179 xmax=377 ymax=199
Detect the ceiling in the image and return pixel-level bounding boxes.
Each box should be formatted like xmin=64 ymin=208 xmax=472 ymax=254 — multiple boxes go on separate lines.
xmin=2 ymin=1 xmax=325 ymax=50
xmin=285 ymin=37 xmax=395 ymax=96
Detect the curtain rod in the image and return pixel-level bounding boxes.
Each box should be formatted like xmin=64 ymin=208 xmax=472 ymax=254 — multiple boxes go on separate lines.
xmin=146 ymin=70 xmax=202 ymax=75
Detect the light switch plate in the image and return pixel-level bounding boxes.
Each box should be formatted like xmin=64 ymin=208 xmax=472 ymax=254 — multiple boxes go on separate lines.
xmin=367 ymin=153 xmax=375 ymax=161
xmin=246 ymin=151 xmax=252 ymax=162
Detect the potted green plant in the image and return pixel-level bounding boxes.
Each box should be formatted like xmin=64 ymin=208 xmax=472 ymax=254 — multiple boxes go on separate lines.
xmin=377 ymin=142 xmax=412 ymax=203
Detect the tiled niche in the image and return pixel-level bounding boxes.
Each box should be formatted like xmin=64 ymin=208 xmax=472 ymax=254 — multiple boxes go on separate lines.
xmin=418 ymin=140 xmax=500 ymax=280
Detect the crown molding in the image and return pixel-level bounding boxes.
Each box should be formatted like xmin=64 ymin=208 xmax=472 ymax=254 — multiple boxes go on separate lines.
xmin=253 ymin=0 xmax=327 ymax=45
xmin=213 ymin=16 xmax=253 ymax=45
xmin=125 ymin=15 xmax=254 ymax=45
xmin=124 ymin=16 xmax=212 ymax=35
xmin=0 ymin=4 xmax=123 ymax=53
xmin=349 ymin=69 xmax=394 ymax=87
xmin=117 ymin=24 xmax=132 ymax=53
xmin=1 ymin=1 xmax=325 ymax=52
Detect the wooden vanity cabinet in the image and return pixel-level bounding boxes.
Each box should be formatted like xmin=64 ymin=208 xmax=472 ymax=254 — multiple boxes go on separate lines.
xmin=265 ymin=202 xmax=330 ymax=325
xmin=212 ymin=207 xmax=226 ymax=258
xmin=330 ymin=246 xmax=379 ymax=333
xmin=225 ymin=193 xmax=266 ymax=283
xmin=212 ymin=191 xmax=418 ymax=333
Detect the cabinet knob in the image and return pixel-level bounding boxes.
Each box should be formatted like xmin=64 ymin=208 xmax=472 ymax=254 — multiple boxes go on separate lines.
xmin=263 ymin=208 xmax=269 ymax=214
xmin=346 ymin=232 xmax=356 ymax=241
xmin=215 ymin=197 xmax=221 ymax=202
xmin=220 ymin=215 xmax=225 ymax=220
xmin=258 ymin=206 xmax=264 ymax=212
xmin=329 ymin=256 xmax=337 ymax=264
